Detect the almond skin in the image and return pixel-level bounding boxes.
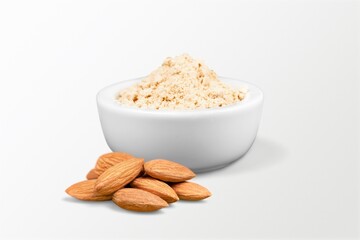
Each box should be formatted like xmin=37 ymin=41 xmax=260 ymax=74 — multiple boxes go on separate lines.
xmin=113 ymin=188 xmax=168 ymax=212
xmin=171 ymin=182 xmax=211 ymax=201
xmin=130 ymin=177 xmax=179 ymax=203
xmin=94 ymin=152 xmax=134 ymax=175
xmin=86 ymin=169 xmax=99 ymax=180
xmin=65 ymin=180 xmax=112 ymax=201
xmin=144 ymin=159 xmax=196 ymax=182
xmin=95 ymin=158 xmax=144 ymax=195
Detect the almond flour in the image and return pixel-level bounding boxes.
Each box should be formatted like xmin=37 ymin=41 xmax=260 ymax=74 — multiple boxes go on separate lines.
xmin=117 ymin=54 xmax=246 ymax=110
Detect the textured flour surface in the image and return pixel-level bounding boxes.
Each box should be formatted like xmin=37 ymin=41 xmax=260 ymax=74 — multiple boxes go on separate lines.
xmin=117 ymin=54 xmax=246 ymax=110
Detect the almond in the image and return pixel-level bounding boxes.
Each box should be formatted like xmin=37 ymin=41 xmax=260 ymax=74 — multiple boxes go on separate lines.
xmin=86 ymin=169 xmax=99 ymax=180
xmin=95 ymin=158 xmax=144 ymax=195
xmin=94 ymin=152 xmax=134 ymax=175
xmin=113 ymin=188 xmax=168 ymax=212
xmin=171 ymin=182 xmax=211 ymax=201
xmin=130 ymin=177 xmax=179 ymax=203
xmin=65 ymin=180 xmax=112 ymax=201
xmin=144 ymin=159 xmax=195 ymax=182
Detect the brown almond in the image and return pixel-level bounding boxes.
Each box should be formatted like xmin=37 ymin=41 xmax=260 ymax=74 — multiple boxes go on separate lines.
xmin=113 ymin=188 xmax=168 ymax=212
xmin=65 ymin=180 xmax=112 ymax=201
xmin=171 ymin=182 xmax=211 ymax=201
xmin=95 ymin=158 xmax=144 ymax=195
xmin=94 ymin=152 xmax=134 ymax=175
xmin=144 ymin=159 xmax=195 ymax=182
xmin=86 ymin=169 xmax=99 ymax=180
xmin=130 ymin=177 xmax=179 ymax=203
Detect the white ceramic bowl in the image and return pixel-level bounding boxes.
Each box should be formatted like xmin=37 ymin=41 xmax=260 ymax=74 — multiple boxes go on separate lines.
xmin=97 ymin=77 xmax=263 ymax=172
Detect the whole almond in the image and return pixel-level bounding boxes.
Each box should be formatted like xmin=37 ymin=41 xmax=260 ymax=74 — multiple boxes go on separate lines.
xmin=65 ymin=180 xmax=112 ymax=201
xmin=94 ymin=152 xmax=134 ymax=175
xmin=113 ymin=188 xmax=168 ymax=212
xmin=130 ymin=177 xmax=179 ymax=203
xmin=144 ymin=159 xmax=195 ymax=182
xmin=95 ymin=158 xmax=144 ymax=195
xmin=171 ymin=182 xmax=211 ymax=201
xmin=86 ymin=169 xmax=99 ymax=180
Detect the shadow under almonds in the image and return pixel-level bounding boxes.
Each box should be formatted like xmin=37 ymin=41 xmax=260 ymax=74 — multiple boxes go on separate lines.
xmin=63 ymin=197 xmax=166 ymax=215
xmin=199 ymin=137 xmax=287 ymax=176
xmin=102 ymin=200 xmax=166 ymax=215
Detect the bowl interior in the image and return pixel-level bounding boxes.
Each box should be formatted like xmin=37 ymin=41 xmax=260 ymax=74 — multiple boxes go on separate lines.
xmin=97 ymin=77 xmax=263 ymax=114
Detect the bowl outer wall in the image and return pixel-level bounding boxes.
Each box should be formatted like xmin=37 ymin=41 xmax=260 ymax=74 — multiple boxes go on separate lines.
xmin=96 ymin=77 xmax=263 ymax=172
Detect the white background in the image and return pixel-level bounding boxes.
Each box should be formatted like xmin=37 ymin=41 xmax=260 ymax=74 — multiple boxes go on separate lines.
xmin=0 ymin=0 xmax=359 ymax=239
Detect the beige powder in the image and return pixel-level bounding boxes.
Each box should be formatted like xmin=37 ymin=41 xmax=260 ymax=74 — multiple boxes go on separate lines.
xmin=117 ymin=54 xmax=246 ymax=110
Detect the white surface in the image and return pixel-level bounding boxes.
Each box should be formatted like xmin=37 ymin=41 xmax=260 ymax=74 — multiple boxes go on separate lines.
xmin=0 ymin=0 xmax=359 ymax=239
xmin=97 ymin=77 xmax=263 ymax=171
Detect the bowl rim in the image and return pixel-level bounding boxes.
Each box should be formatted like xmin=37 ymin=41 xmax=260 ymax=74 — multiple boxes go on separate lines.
xmin=97 ymin=76 xmax=263 ymax=116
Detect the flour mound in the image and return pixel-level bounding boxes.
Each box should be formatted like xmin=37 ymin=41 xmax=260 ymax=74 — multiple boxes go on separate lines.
xmin=117 ymin=54 xmax=246 ymax=110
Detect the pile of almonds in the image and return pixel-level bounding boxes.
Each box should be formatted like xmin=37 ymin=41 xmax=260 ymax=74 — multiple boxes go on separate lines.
xmin=66 ymin=152 xmax=211 ymax=212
